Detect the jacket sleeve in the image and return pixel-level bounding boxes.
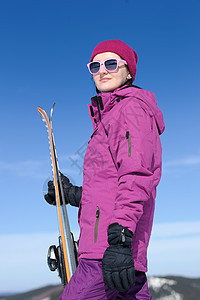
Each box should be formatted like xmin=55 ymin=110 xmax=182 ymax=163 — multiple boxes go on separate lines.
xmin=107 ymin=99 xmax=158 ymax=234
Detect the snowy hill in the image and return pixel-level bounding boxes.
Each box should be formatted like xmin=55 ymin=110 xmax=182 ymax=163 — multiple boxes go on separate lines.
xmin=1 ymin=276 xmax=200 ymax=300
xmin=148 ymin=277 xmax=183 ymax=299
xmin=148 ymin=276 xmax=200 ymax=300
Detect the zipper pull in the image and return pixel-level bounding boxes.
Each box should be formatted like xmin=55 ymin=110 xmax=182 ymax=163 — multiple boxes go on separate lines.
xmin=95 ymin=207 xmax=100 ymax=243
xmin=96 ymin=206 xmax=100 ymax=218
xmin=121 ymin=228 xmax=126 ymax=243
xmin=126 ymin=131 xmax=131 ymax=157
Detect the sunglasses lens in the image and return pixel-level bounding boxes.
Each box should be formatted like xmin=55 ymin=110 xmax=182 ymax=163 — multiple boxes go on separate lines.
xmin=105 ymin=59 xmax=118 ymax=71
xmin=89 ymin=62 xmax=100 ymax=74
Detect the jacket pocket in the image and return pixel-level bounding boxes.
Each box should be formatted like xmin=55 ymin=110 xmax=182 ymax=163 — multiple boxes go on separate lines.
xmin=126 ymin=131 xmax=131 ymax=157
xmin=94 ymin=206 xmax=100 ymax=243
xmin=78 ymin=201 xmax=82 ymax=222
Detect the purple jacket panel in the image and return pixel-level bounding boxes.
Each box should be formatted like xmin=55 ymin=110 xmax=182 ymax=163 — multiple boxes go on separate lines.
xmin=78 ymin=86 xmax=165 ymax=272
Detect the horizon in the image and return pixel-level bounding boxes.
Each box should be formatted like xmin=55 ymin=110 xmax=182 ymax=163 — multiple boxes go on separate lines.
xmin=1 ymin=272 xmax=200 ymax=295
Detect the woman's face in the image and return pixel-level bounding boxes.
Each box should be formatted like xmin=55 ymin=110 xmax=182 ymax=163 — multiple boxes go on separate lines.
xmin=92 ymin=52 xmax=130 ymax=93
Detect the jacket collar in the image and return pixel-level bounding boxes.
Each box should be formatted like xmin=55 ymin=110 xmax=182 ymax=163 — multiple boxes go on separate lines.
xmin=87 ymin=84 xmax=165 ymax=136
xmin=88 ymin=85 xmax=132 ymax=129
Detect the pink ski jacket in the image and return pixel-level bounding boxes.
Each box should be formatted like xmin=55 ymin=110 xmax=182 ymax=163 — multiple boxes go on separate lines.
xmin=78 ymin=85 xmax=165 ymax=272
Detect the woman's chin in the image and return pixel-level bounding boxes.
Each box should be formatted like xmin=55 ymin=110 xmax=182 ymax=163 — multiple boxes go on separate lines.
xmin=96 ymin=82 xmax=118 ymax=93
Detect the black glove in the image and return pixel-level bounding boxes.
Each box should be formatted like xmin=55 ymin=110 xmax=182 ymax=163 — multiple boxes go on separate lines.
xmin=107 ymin=223 xmax=133 ymax=247
xmin=44 ymin=173 xmax=82 ymax=207
xmin=102 ymin=223 xmax=135 ymax=292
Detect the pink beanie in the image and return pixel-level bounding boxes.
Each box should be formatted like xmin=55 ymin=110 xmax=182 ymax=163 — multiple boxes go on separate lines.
xmin=90 ymin=39 xmax=138 ymax=82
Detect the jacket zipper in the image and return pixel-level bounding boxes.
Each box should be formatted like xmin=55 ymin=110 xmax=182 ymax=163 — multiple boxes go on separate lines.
xmin=126 ymin=131 xmax=131 ymax=157
xmin=95 ymin=206 xmax=100 ymax=243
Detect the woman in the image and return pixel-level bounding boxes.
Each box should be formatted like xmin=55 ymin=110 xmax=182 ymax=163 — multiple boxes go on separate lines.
xmin=45 ymin=39 xmax=165 ymax=299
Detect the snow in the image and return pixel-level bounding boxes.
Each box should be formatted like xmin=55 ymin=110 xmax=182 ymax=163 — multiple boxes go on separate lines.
xmin=148 ymin=277 xmax=183 ymax=300
xmin=148 ymin=277 xmax=177 ymax=292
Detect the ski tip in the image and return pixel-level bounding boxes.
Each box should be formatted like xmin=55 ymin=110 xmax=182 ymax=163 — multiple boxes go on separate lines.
xmin=37 ymin=107 xmax=48 ymax=122
xmin=37 ymin=107 xmax=44 ymax=116
xmin=50 ymin=103 xmax=56 ymax=122
xmin=37 ymin=106 xmax=43 ymax=112
xmin=51 ymin=103 xmax=56 ymax=114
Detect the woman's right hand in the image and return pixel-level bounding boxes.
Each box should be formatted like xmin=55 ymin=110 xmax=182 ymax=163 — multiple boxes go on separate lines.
xmin=44 ymin=173 xmax=82 ymax=207
xmin=44 ymin=180 xmax=57 ymax=205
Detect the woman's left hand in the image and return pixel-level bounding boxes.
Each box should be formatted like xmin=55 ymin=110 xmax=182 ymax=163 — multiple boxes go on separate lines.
xmin=102 ymin=223 xmax=135 ymax=292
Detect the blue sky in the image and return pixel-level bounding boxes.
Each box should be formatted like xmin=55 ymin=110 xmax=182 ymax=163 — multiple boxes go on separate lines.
xmin=0 ymin=0 xmax=200 ymax=293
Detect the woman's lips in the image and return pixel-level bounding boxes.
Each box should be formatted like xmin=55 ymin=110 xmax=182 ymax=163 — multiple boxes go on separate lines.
xmin=100 ymin=78 xmax=111 ymax=82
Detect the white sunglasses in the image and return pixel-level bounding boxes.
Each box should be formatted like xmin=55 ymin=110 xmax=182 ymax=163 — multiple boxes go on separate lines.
xmin=87 ymin=58 xmax=127 ymax=74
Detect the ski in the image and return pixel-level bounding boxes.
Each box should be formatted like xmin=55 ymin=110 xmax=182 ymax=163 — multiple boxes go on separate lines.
xmin=37 ymin=103 xmax=77 ymax=285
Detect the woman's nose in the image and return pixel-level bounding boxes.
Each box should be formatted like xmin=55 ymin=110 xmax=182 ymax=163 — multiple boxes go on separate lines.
xmin=99 ymin=62 xmax=108 ymax=74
